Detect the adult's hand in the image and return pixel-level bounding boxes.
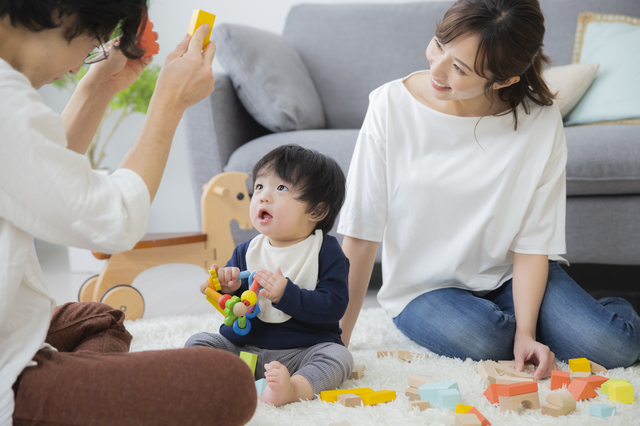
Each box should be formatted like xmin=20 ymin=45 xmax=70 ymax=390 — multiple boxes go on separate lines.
xmin=151 ymin=24 xmax=216 ymax=113
xmin=514 ymin=332 xmax=557 ymax=380
xmin=84 ymin=35 xmax=156 ymax=97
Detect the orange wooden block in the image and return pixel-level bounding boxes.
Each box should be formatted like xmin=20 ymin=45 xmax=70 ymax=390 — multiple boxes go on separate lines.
xmin=550 ymin=370 xmax=571 ymax=391
xmin=468 ymin=407 xmax=491 ymax=426
xmin=499 ymin=381 xmax=538 ymax=397
xmin=137 ymin=14 xmax=159 ymax=57
xmin=574 ymin=375 xmax=609 ymax=390
xmin=483 ymin=384 xmax=501 ymax=404
xmin=567 ymin=379 xmax=597 ymax=401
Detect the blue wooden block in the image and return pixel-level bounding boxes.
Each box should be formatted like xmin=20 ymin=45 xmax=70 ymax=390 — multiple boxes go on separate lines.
xmin=438 ymin=388 xmax=461 ymax=410
xmin=255 ymin=378 xmax=268 ymax=396
xmin=589 ymin=404 xmax=616 ymax=418
xmin=418 ymin=382 xmax=458 ymax=405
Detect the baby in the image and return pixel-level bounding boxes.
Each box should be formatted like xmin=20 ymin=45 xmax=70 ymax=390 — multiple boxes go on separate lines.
xmin=185 ymin=144 xmax=353 ymax=406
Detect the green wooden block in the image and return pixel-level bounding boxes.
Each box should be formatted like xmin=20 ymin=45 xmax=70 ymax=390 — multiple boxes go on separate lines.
xmin=240 ymin=351 xmax=258 ymax=374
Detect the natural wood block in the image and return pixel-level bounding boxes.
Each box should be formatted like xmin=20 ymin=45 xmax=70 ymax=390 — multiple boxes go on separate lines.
xmin=348 ymin=365 xmax=365 ymax=380
xmin=405 ymin=387 xmax=421 ymax=401
xmin=409 ymin=400 xmax=430 ymax=411
xmin=337 ymin=394 xmax=362 ymax=407
xmin=546 ymin=390 xmax=576 ymax=414
xmin=408 ymin=374 xmax=436 ymax=388
xmin=572 ymin=371 xmax=591 ymax=378
xmin=499 ymin=391 xmax=540 ymax=413
xmin=496 ymin=375 xmax=534 ymax=384
xmin=590 ymin=360 xmax=608 ymax=374
xmin=477 ymin=362 xmax=499 ymax=384
xmin=454 ymin=414 xmax=482 ymax=426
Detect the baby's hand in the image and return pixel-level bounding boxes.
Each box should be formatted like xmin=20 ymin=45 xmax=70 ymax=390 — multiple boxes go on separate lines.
xmin=256 ymin=267 xmax=287 ymax=304
xmin=212 ymin=265 xmax=243 ymax=294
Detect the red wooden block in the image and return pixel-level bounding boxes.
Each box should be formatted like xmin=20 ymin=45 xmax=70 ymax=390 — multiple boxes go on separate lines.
xmin=550 ymin=370 xmax=571 ymax=391
xmin=468 ymin=407 xmax=491 ymax=426
xmin=137 ymin=14 xmax=159 ymax=57
xmin=499 ymin=381 xmax=538 ymax=397
xmin=484 ymin=384 xmax=501 ymax=404
xmin=567 ymin=379 xmax=598 ymax=401
xmin=574 ymin=375 xmax=609 ymax=390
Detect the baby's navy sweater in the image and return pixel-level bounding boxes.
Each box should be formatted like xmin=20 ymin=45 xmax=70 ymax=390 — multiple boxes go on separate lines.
xmin=219 ymin=234 xmax=350 ymax=349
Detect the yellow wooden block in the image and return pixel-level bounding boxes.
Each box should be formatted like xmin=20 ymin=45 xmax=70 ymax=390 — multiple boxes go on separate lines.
xmin=568 ymin=358 xmax=591 ymax=373
xmin=602 ymin=379 xmax=628 ymax=395
xmin=187 ymin=9 xmax=216 ymax=49
xmin=609 ymin=381 xmax=634 ymax=404
xmin=455 ymin=404 xmax=473 ymax=414
xmin=360 ymin=390 xmax=396 ymax=405
xmin=320 ymin=387 xmax=374 ymax=403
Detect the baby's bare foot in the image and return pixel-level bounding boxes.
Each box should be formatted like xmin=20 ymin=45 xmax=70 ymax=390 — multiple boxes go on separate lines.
xmin=259 ymin=361 xmax=296 ymax=407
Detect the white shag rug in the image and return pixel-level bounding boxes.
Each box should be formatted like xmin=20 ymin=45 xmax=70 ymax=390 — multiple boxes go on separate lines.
xmin=125 ymin=308 xmax=640 ymax=426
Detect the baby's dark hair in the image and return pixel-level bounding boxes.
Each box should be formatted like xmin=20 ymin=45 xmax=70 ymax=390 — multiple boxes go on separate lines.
xmin=252 ymin=145 xmax=346 ymax=234
xmin=0 ymin=0 xmax=148 ymax=59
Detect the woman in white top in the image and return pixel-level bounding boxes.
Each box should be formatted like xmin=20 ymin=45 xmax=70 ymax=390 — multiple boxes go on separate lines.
xmin=338 ymin=0 xmax=640 ymax=380
xmin=0 ymin=1 xmax=256 ymax=425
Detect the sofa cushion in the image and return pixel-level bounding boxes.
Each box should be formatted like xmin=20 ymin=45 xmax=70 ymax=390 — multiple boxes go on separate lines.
xmin=565 ymin=124 xmax=640 ymax=196
xmin=564 ymin=12 xmax=640 ymax=126
xmin=283 ymin=0 xmax=640 ymax=130
xmin=224 ymin=130 xmax=359 ymax=185
xmin=543 ymin=63 xmax=599 ymax=118
xmin=212 ymin=23 xmax=325 ymax=132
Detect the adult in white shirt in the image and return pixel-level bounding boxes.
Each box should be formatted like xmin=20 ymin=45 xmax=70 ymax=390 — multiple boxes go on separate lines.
xmin=0 ymin=1 xmax=256 ymax=425
xmin=338 ymin=0 xmax=640 ymax=380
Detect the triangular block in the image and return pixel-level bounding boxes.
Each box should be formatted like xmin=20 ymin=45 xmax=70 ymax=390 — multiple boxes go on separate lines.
xmin=567 ymin=379 xmax=597 ymax=401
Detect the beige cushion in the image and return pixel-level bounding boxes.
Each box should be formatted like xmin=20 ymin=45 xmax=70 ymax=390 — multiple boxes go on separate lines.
xmin=544 ymin=63 xmax=599 ymax=118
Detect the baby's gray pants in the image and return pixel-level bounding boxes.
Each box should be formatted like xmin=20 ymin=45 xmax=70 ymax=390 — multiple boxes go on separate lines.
xmin=185 ymin=332 xmax=353 ymax=395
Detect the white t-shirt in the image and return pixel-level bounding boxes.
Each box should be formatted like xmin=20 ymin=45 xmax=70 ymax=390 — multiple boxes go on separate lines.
xmin=247 ymin=230 xmax=323 ymax=323
xmin=337 ymin=71 xmax=568 ymax=318
xmin=0 ymin=58 xmax=150 ymax=425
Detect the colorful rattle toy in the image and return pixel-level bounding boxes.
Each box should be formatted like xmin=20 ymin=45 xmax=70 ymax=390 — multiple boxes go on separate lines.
xmin=203 ymin=269 xmax=260 ymax=335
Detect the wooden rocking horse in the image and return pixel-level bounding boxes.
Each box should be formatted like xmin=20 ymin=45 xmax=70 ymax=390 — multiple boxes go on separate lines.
xmin=78 ymin=172 xmax=252 ymax=320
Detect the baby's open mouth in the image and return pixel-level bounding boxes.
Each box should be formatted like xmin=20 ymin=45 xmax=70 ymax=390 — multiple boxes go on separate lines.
xmin=259 ymin=209 xmax=273 ymax=222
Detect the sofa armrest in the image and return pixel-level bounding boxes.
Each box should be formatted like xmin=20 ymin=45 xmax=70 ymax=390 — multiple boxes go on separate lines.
xmin=183 ymin=72 xmax=269 ymax=228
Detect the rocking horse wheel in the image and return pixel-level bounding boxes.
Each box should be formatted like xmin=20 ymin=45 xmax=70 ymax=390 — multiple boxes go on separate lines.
xmin=78 ymin=274 xmax=99 ymax=303
xmin=100 ymin=285 xmax=145 ymax=320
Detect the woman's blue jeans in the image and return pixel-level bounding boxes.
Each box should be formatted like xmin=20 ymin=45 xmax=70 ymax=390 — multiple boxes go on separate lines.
xmin=393 ymin=261 xmax=640 ymax=368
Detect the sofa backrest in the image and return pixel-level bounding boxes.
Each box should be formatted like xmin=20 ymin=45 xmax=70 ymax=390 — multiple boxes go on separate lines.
xmin=283 ymin=0 xmax=640 ymax=130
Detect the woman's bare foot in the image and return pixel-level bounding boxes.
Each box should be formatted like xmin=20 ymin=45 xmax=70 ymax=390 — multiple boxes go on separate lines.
xmin=259 ymin=361 xmax=313 ymax=406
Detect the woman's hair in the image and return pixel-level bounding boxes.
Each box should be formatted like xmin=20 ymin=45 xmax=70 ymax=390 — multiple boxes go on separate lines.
xmin=436 ymin=0 xmax=555 ymax=129
xmin=0 ymin=0 xmax=148 ymax=59
xmin=252 ymin=145 xmax=346 ymax=234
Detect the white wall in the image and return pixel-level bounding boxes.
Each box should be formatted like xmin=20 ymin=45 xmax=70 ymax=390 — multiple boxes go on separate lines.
xmin=39 ymin=0 xmax=435 ymax=233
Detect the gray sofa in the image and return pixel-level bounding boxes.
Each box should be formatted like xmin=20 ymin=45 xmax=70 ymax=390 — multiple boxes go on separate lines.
xmin=184 ymin=0 xmax=640 ymax=271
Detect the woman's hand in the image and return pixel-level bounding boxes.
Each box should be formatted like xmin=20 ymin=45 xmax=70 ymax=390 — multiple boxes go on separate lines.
xmin=84 ymin=35 xmax=157 ymax=96
xmin=151 ymin=25 xmax=216 ymax=113
xmin=514 ymin=332 xmax=557 ymax=380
